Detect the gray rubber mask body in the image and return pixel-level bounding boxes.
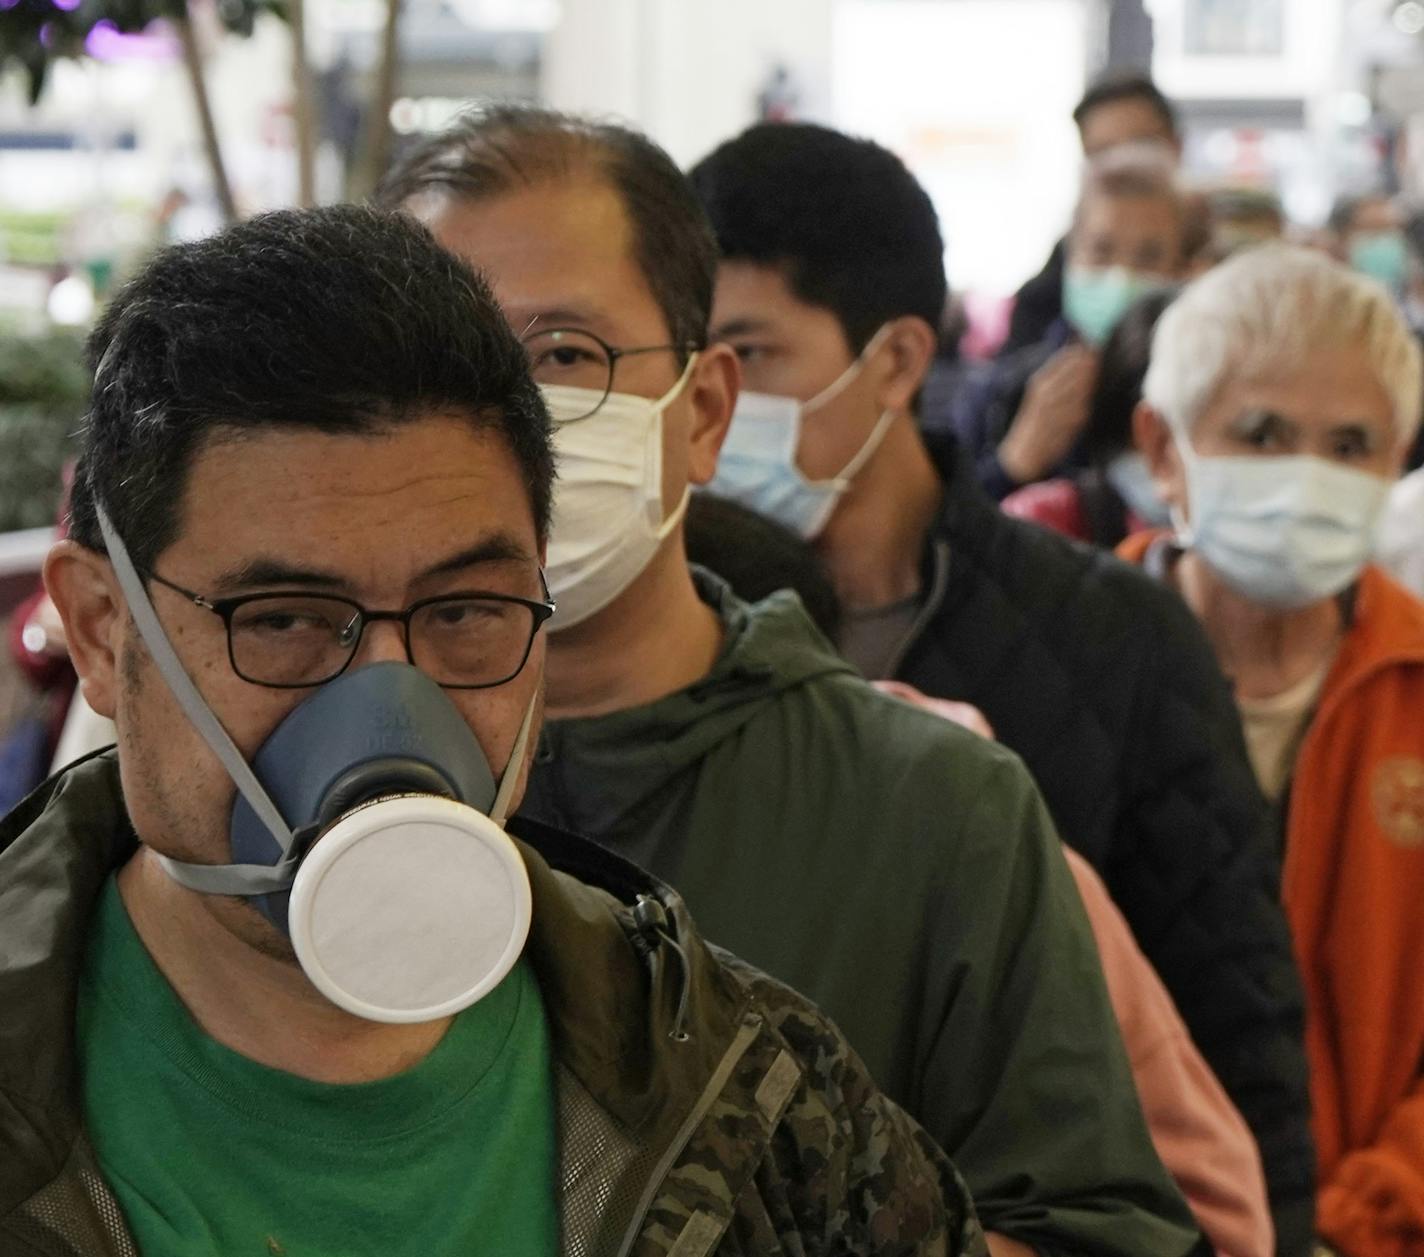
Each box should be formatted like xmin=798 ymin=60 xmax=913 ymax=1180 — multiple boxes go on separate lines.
xmin=229 ymin=662 xmax=498 ymax=933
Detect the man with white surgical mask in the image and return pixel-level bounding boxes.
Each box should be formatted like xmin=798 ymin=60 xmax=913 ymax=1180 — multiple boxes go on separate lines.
xmin=691 ymin=121 xmax=1315 ymax=1257
xmin=0 ymin=206 xmax=989 ymax=1257
xmin=381 ymin=106 xmax=1207 ymax=1257
xmin=1126 ymin=243 xmax=1424 ymax=1257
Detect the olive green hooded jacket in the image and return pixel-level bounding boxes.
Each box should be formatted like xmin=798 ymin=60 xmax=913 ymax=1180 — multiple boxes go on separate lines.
xmin=523 ymin=575 xmax=1208 ymax=1257
xmin=0 ymin=752 xmax=985 ymax=1257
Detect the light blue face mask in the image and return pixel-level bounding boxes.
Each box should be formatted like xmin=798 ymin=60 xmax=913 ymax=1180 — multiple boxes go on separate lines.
xmin=705 ymin=327 xmax=894 ymax=539
xmin=1063 ymin=265 xmax=1169 ymax=346
xmin=1174 ymin=448 xmax=1391 ymax=609
xmin=1105 ymin=451 xmax=1171 ymax=527
xmin=1349 ymin=230 xmax=1408 ymax=292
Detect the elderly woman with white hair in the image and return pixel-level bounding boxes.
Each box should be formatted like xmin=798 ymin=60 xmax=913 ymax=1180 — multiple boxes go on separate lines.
xmin=1122 ymin=242 xmax=1424 ymax=1257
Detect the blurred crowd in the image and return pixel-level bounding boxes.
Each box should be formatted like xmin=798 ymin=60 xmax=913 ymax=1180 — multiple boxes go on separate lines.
xmin=4 ymin=68 xmax=1424 ymax=1257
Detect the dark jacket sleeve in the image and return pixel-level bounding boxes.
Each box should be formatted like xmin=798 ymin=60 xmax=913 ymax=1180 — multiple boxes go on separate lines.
xmin=907 ymin=746 xmax=1206 ymax=1257
xmin=1109 ymin=570 xmax=1316 ymax=1257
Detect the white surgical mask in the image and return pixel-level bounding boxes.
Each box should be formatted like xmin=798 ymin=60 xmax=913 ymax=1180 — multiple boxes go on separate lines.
xmin=705 ymin=327 xmax=894 ymax=539
xmin=1105 ymin=451 xmax=1171 ymax=527
xmin=541 ymin=355 xmax=697 ymax=631
xmin=1175 ymin=447 xmax=1391 ymax=609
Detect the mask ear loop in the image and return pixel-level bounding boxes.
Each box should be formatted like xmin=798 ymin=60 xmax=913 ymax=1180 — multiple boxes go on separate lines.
xmin=802 ymin=323 xmax=895 ymax=417
xmin=1168 ymin=431 xmax=1199 ymax=548
xmin=95 ymin=503 xmax=301 ymax=896
xmin=644 ymin=352 xmax=701 ymax=537
xmin=490 ymin=679 xmax=541 ymax=828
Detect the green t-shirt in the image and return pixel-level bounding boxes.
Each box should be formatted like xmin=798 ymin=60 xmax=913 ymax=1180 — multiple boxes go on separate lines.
xmin=76 ymin=877 xmax=558 ymax=1257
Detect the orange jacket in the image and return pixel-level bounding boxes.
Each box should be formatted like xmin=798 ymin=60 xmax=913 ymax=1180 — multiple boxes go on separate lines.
xmin=1120 ymin=536 xmax=1424 ymax=1257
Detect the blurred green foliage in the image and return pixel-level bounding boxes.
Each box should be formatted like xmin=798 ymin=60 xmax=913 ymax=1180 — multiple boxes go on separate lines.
xmin=0 ymin=0 xmax=282 ymax=104
xmin=0 ymin=330 xmax=87 ymax=532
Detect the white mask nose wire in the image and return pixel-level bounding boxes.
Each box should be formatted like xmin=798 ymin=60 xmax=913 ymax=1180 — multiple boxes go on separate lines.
xmin=95 ymin=503 xmax=299 ymax=889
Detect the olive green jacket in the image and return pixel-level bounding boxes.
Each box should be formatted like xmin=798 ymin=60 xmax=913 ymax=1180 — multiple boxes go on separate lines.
xmin=0 ymin=753 xmax=986 ymax=1257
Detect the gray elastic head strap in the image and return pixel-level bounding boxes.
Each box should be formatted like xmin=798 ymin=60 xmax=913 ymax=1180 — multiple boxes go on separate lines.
xmin=96 ymin=502 xmax=300 ymax=896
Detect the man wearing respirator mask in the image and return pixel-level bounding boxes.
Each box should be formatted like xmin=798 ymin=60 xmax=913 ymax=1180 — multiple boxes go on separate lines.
xmin=0 ymin=206 xmax=989 ymax=1257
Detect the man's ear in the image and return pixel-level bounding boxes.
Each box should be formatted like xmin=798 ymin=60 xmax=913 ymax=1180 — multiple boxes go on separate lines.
xmin=44 ymin=540 xmax=124 ymax=719
xmin=686 ymin=341 xmax=741 ymax=486
xmin=874 ymin=316 xmax=937 ymax=415
xmin=1132 ymin=400 xmax=1188 ymax=512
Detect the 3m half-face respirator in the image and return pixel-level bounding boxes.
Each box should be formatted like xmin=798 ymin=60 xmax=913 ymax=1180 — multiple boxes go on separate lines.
xmin=96 ymin=504 xmax=539 ymax=1025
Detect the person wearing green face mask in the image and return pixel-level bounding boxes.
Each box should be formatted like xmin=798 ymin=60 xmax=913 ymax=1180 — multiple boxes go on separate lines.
xmin=1330 ymin=193 xmax=1407 ymax=293
xmin=950 ymin=146 xmax=1188 ymax=499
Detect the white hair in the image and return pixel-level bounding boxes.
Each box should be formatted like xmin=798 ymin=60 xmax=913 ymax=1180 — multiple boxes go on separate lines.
xmin=1143 ymin=242 xmax=1423 ymax=445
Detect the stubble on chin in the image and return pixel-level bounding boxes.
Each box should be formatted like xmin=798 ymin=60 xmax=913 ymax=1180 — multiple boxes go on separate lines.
xmin=119 ymin=636 xmax=301 ymax=967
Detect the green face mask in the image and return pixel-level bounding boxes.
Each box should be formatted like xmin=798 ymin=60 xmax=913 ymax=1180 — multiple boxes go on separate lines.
xmin=1349 ymin=231 xmax=1408 ymax=291
xmin=1062 ymin=265 xmax=1166 ymax=346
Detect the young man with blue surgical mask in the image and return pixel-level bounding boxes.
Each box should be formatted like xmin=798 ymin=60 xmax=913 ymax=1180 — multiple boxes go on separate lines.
xmin=380 ymin=105 xmax=1207 ymax=1257
xmin=950 ymin=146 xmax=1189 ymax=501
xmin=0 ymin=205 xmax=989 ymax=1257
xmin=690 ymin=120 xmax=1316 ymax=1257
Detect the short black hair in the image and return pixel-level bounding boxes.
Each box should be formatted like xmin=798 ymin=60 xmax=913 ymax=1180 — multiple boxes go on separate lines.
xmin=1072 ymin=70 xmax=1178 ymax=139
xmin=1328 ymin=192 xmax=1391 ymax=237
xmin=689 ymin=122 xmax=947 ymax=353
xmin=374 ymin=105 xmax=716 ymax=356
xmin=685 ymin=493 xmax=841 ymax=640
xmin=69 ymin=204 xmax=553 ymax=572
xmin=1082 ymin=287 xmax=1178 ymax=463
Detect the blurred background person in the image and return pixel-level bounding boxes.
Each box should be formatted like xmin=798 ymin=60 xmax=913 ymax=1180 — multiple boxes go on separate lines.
xmin=1330 ymin=192 xmax=1409 ymax=294
xmin=1001 ymin=287 xmax=1177 ymax=547
xmin=1126 ymin=243 xmax=1424 ymax=1257
xmin=1205 ymin=187 xmax=1288 ymax=262
xmin=1001 ymin=69 xmax=1183 ymax=359
xmin=946 ymin=143 xmax=1190 ymax=500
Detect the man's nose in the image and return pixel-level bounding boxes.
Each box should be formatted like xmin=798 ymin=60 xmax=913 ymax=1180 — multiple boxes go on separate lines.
xmin=353 ymin=618 xmax=410 ymax=668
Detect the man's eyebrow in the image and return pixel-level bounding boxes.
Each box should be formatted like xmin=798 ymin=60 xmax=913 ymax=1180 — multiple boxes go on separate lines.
xmin=210 ymin=559 xmax=347 ymax=594
xmin=710 ymin=317 xmax=776 ymax=339
xmin=523 ymin=306 xmax=619 ymax=336
xmin=419 ymin=533 xmax=535 ymax=581
xmin=209 ymin=535 xmax=535 ymax=596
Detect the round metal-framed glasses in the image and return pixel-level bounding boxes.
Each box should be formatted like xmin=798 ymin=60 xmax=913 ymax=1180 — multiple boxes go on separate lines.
xmin=521 ymin=326 xmax=701 ymax=422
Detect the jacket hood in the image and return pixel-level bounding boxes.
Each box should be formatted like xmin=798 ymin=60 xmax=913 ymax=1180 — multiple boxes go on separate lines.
xmin=528 ymin=571 xmax=854 ymax=836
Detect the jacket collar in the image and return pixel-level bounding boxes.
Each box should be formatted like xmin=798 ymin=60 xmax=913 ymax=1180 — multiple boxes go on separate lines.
xmin=0 ymin=751 xmax=748 ymax=1209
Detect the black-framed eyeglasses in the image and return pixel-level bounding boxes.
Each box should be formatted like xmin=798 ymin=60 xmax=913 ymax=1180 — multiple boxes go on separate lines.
xmin=145 ymin=571 xmax=556 ymax=690
xmin=520 ymin=326 xmax=702 ymax=422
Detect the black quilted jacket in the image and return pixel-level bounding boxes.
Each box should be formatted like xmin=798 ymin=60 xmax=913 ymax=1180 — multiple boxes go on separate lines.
xmin=888 ymin=435 xmax=1316 ymax=1257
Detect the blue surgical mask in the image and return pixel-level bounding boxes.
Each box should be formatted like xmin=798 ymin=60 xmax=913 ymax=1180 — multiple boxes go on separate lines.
xmin=1063 ymin=265 xmax=1169 ymax=346
xmin=706 ymin=326 xmax=894 ymax=539
xmin=1349 ymin=230 xmax=1408 ymax=291
xmin=1175 ymin=448 xmax=1391 ymax=609
xmin=1105 ymin=451 xmax=1171 ymax=527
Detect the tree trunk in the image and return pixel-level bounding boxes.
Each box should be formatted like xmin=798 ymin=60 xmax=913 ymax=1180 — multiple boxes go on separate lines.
xmin=288 ymin=0 xmax=317 ymax=207
xmin=349 ymin=0 xmax=402 ymax=200
xmin=173 ymin=6 xmax=238 ymax=223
